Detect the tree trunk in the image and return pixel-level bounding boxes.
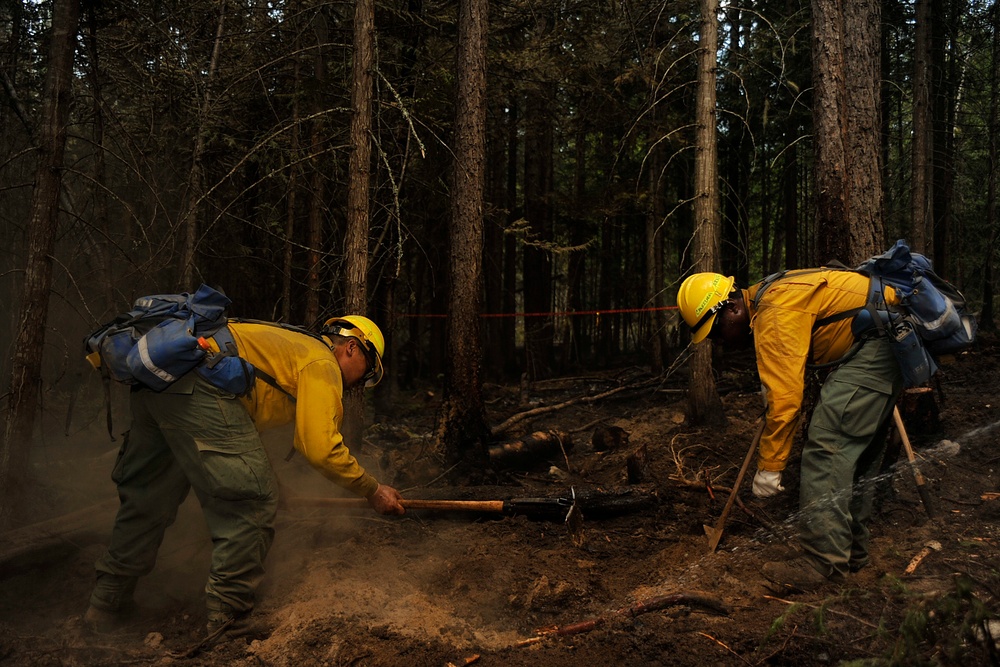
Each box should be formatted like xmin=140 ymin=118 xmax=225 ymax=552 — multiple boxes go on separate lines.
xmin=911 ymin=0 xmax=932 ymax=252
xmin=437 ymin=0 xmax=490 ymax=461
xmin=811 ymin=0 xmax=883 ymax=264
xmin=2 ymin=0 xmax=81 ymax=530
xmin=342 ymin=0 xmax=376 ymax=449
xmin=688 ymin=0 xmax=723 ymax=425
xmin=345 ymin=0 xmax=374 ymax=317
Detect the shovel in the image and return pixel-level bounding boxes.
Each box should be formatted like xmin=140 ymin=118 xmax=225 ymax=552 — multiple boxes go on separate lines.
xmin=704 ymin=417 xmax=766 ymax=553
xmin=284 ymin=496 xmax=572 ymax=514
xmin=285 ymin=493 xmax=585 ymax=543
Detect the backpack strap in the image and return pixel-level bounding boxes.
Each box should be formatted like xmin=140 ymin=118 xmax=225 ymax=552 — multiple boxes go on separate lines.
xmin=100 ymin=368 xmax=116 ymax=441
xmin=863 ymin=276 xmax=892 ymax=338
xmin=754 ymin=267 xmax=879 ymax=370
xmin=752 ymin=267 xmax=846 ymax=310
xmin=217 ymin=325 xmax=297 ymax=401
xmin=227 ymin=319 xmax=312 ymax=461
xmin=814 ymin=307 xmax=864 ymax=329
xmin=254 ymin=366 xmax=296 ymax=403
xmin=227 ymin=318 xmax=330 ymax=346
xmin=247 ymin=364 xmax=299 ymax=462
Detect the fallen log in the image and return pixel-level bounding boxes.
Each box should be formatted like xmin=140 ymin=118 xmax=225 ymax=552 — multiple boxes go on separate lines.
xmin=488 ymin=430 xmax=573 ymax=469
xmin=516 ymin=592 xmax=728 ymax=646
xmin=0 ymin=497 xmax=118 ymax=578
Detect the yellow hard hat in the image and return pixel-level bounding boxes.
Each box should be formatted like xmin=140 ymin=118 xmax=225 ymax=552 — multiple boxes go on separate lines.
xmin=323 ymin=315 xmax=385 ymax=387
xmin=677 ymin=273 xmax=736 ymax=343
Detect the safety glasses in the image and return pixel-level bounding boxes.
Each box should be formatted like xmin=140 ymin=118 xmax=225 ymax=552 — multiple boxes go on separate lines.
xmin=694 ymin=299 xmax=730 ymax=340
xmin=358 ymin=342 xmax=378 ymax=384
xmin=324 ymin=320 xmax=383 ymax=387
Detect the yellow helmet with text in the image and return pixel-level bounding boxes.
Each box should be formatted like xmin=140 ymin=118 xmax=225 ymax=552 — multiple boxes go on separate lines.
xmin=677 ymin=273 xmax=736 ymax=344
xmin=322 ymin=315 xmax=385 ymax=387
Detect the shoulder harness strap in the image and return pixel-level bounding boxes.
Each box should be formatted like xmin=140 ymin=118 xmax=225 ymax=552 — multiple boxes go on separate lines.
xmin=227 ymin=318 xmax=312 ymax=462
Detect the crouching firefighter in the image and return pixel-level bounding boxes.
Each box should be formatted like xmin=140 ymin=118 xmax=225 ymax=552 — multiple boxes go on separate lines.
xmin=84 ymin=315 xmax=405 ymax=640
xmin=677 ymin=270 xmax=903 ymax=590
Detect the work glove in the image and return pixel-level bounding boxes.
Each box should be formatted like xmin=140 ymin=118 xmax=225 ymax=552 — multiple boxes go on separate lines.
xmin=367 ymin=484 xmax=406 ymax=515
xmin=752 ymin=469 xmax=784 ymax=498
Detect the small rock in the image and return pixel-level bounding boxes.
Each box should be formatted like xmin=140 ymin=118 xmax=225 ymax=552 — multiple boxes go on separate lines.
xmin=592 ymin=425 xmax=629 ymax=451
xmin=934 ymin=439 xmax=961 ymax=457
xmin=974 ymin=619 xmax=1000 ymax=649
xmin=144 ymin=632 xmax=164 ymax=649
xmin=548 ymin=466 xmax=569 ymax=480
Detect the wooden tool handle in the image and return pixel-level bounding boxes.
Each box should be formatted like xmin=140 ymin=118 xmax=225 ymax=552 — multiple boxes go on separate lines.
xmin=706 ymin=417 xmax=766 ymax=553
xmin=893 ymin=406 xmax=935 ymax=518
xmin=284 ymin=497 xmax=507 ymax=512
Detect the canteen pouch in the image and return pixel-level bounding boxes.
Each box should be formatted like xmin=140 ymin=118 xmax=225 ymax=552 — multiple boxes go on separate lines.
xmin=196 ymin=351 xmax=256 ymax=396
xmin=890 ymin=320 xmax=938 ymax=388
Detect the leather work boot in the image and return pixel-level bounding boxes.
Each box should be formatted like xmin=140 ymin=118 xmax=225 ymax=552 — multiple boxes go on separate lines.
xmin=83 ymin=605 xmax=129 ymax=634
xmin=761 ymin=556 xmax=844 ymax=592
xmin=205 ymin=610 xmax=263 ymax=646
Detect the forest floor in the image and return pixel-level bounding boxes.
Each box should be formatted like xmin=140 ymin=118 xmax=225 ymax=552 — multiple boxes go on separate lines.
xmin=2 ymin=335 xmax=1000 ymax=667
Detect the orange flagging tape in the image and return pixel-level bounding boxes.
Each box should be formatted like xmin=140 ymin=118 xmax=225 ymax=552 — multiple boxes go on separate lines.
xmin=397 ymin=306 xmax=679 ymax=319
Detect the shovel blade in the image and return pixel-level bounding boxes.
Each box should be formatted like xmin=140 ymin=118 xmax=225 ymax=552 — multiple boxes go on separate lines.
xmin=565 ymin=502 xmax=585 ymax=547
xmin=703 ymin=523 xmax=723 ymax=553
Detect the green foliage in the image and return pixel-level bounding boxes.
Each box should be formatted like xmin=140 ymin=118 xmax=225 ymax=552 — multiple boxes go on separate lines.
xmin=758 ymin=574 xmax=1000 ymax=666
xmin=763 ymin=601 xmax=802 ymax=643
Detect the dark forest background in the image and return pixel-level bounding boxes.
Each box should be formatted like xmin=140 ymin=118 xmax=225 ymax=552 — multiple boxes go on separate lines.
xmin=2 ymin=0 xmax=997 ymax=445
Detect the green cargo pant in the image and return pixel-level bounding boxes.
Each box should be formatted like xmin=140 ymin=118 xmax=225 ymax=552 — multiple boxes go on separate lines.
xmin=799 ymin=336 xmax=902 ymax=578
xmin=90 ymin=373 xmax=277 ymax=618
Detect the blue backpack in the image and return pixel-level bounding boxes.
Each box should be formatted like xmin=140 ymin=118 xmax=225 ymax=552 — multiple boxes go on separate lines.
xmin=851 ymin=240 xmax=977 ymax=387
xmin=85 ymin=284 xmax=254 ymax=396
xmin=752 ymin=240 xmax=977 ymax=388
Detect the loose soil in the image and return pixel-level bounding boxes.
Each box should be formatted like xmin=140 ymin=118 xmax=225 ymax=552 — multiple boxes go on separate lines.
xmin=2 ymin=336 xmax=1000 ymax=666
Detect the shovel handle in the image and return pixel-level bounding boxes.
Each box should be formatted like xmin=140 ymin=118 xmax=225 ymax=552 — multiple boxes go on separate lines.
xmin=284 ymin=497 xmax=507 ymax=512
xmin=707 ymin=417 xmax=766 ymax=553
xmin=893 ymin=406 xmax=935 ymax=518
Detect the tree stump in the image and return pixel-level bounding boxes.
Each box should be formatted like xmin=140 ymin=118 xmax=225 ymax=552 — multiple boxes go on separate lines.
xmin=626 ymin=443 xmax=651 ymax=484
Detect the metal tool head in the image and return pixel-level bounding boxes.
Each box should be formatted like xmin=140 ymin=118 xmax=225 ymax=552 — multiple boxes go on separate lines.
xmin=565 ymin=487 xmax=585 ymax=547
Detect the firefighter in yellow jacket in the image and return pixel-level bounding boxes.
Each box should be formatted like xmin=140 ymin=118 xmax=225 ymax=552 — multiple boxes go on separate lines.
xmin=84 ymin=316 xmax=404 ymax=640
xmin=678 ymin=270 xmax=903 ymax=590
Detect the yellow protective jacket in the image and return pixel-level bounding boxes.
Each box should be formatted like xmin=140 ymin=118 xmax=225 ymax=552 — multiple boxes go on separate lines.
xmin=744 ymin=269 xmax=893 ymax=472
xmin=220 ymin=322 xmax=379 ymax=498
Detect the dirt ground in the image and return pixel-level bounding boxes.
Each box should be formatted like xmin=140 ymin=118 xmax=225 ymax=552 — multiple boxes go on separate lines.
xmin=2 ymin=335 xmax=1000 ymax=667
